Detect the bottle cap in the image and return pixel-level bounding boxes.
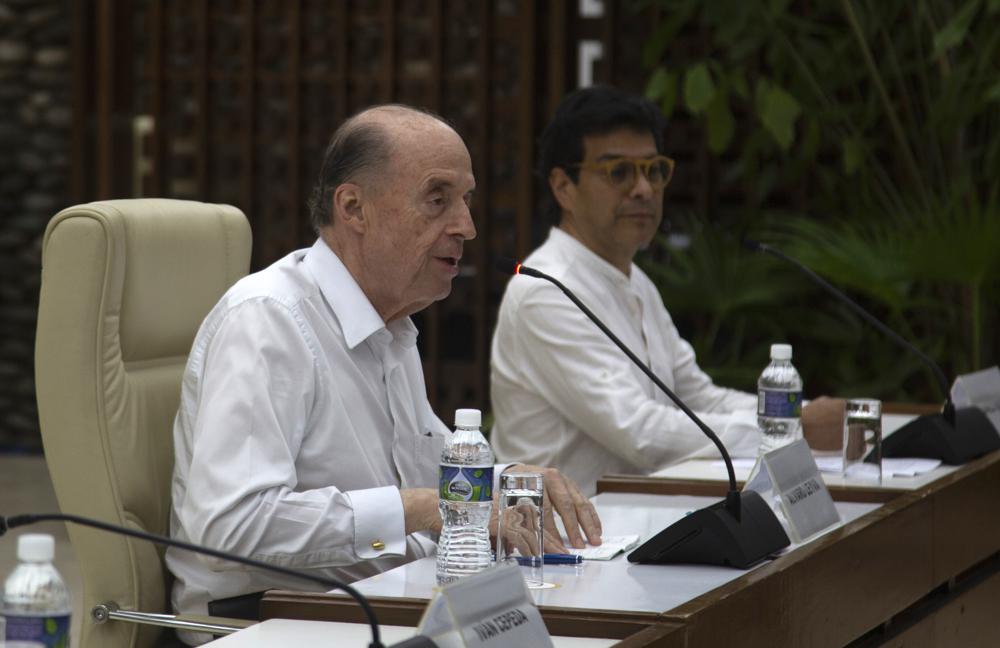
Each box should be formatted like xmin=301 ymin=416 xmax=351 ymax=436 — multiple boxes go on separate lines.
xmin=17 ymin=533 xmax=55 ymax=562
xmin=770 ymin=343 xmax=792 ymax=360
xmin=454 ymin=408 xmax=482 ymax=428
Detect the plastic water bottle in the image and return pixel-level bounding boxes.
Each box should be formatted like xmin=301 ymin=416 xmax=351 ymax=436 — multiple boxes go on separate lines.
xmin=757 ymin=343 xmax=803 ymax=455
xmin=1 ymin=533 xmax=71 ymax=647
xmin=437 ymin=408 xmax=494 ymax=585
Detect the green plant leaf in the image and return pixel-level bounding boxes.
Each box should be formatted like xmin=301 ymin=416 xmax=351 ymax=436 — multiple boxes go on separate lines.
xmin=645 ymin=67 xmax=671 ymax=101
xmin=646 ymin=68 xmax=679 ymax=118
xmin=842 ymin=138 xmax=865 ymax=175
xmin=769 ymin=0 xmax=793 ymax=15
xmin=931 ymin=0 xmax=981 ymax=60
xmin=755 ymin=81 xmax=800 ymax=150
xmin=641 ymin=26 xmax=670 ymax=69
xmin=684 ymin=63 xmax=716 ymax=114
xmin=800 ymin=117 xmax=820 ymax=162
xmin=769 ymin=216 xmax=913 ymax=309
xmin=640 ymin=5 xmax=697 ymax=68
xmin=637 ymin=0 xmax=1000 ymax=397
xmin=729 ymin=67 xmax=750 ymax=99
xmin=904 ymin=197 xmax=1000 ymax=286
xmin=985 ymin=80 xmax=1000 ymax=102
xmin=706 ymin=91 xmax=735 ymax=153
xmin=662 ymin=73 xmax=680 ymax=118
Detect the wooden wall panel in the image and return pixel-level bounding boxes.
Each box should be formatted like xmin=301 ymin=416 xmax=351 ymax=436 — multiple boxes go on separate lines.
xmin=76 ymin=0 xmax=659 ymax=419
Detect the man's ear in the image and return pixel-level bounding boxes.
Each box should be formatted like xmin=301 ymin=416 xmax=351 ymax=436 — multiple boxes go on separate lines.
xmin=333 ymin=183 xmax=367 ymax=233
xmin=549 ymin=167 xmax=577 ymax=214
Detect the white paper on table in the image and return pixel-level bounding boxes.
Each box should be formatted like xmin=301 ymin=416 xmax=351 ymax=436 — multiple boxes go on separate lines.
xmin=813 ymin=456 xmax=941 ymax=477
xmin=567 ymin=535 xmax=640 ymax=561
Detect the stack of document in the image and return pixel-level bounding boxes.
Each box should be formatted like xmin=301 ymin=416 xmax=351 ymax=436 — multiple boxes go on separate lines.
xmin=567 ymin=535 xmax=640 ymax=561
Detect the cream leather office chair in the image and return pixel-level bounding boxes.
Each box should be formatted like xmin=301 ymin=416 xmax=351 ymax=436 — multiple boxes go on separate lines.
xmin=35 ymin=199 xmax=252 ymax=648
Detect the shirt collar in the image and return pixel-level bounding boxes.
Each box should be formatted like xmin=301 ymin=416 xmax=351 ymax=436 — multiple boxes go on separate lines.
xmin=547 ymin=226 xmax=636 ymax=289
xmin=303 ymin=239 xmax=418 ymax=350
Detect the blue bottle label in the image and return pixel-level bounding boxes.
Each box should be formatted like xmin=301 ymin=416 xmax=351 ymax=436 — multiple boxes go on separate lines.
xmin=759 ymin=390 xmax=802 ymax=418
xmin=439 ymin=465 xmax=493 ymax=502
xmin=3 ymin=613 xmax=70 ymax=647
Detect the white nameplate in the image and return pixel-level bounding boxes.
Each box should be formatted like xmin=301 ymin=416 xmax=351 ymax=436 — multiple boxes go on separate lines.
xmin=417 ymin=564 xmax=553 ymax=648
xmin=743 ymin=439 xmax=841 ymax=543
xmin=952 ymin=365 xmax=1000 ymax=433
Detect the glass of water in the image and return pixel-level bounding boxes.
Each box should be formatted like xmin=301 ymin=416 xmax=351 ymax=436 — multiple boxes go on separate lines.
xmin=843 ymin=398 xmax=883 ymax=483
xmin=496 ymin=471 xmax=545 ymax=588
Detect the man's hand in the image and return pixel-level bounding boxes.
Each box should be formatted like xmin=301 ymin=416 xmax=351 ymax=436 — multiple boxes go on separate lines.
xmin=495 ymin=498 xmax=544 ymax=558
xmin=400 ymin=488 xmax=442 ymax=536
xmin=505 ymin=464 xmax=602 ymax=551
xmin=802 ymin=396 xmax=846 ymax=451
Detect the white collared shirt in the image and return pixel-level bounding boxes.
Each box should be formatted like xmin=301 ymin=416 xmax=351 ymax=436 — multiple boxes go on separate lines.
xmin=490 ymin=227 xmax=759 ymax=496
xmin=167 ymin=238 xmax=447 ymax=629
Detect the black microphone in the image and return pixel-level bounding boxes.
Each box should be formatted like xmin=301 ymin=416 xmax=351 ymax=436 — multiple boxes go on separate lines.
xmin=743 ymin=238 xmax=999 ymax=464
xmin=496 ymin=257 xmax=790 ymax=569
xmin=0 ymin=513 xmax=437 ymax=648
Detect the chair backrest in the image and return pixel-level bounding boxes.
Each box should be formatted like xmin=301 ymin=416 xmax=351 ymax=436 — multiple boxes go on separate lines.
xmin=35 ymin=199 xmax=252 ymax=648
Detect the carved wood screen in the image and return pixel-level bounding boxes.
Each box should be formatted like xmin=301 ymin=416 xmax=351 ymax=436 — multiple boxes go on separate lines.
xmin=72 ymin=0 xmax=656 ymax=418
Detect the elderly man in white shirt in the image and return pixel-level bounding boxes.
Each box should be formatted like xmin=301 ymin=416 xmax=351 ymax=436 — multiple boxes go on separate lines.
xmin=168 ymin=105 xmax=601 ymax=643
xmin=490 ymin=86 xmax=844 ymax=496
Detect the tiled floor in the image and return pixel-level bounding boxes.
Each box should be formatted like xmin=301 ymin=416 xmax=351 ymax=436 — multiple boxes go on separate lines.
xmin=1 ymin=454 xmax=83 ymax=648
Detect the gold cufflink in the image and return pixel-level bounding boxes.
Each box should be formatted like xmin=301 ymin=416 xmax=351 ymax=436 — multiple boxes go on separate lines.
xmin=371 ymin=539 xmax=385 ymax=550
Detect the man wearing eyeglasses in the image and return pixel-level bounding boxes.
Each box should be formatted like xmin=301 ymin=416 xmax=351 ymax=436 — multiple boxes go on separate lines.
xmin=490 ymin=86 xmax=842 ymax=496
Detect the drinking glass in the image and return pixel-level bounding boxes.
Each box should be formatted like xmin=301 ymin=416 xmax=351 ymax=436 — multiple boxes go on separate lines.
xmin=496 ymin=472 xmax=545 ymax=588
xmin=843 ymin=398 xmax=882 ymax=483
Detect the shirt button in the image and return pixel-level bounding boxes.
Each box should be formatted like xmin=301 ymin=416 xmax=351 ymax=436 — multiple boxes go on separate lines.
xmin=371 ymin=539 xmax=385 ymax=551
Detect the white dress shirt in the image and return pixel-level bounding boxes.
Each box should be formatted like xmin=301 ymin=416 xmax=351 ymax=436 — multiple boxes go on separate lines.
xmin=167 ymin=239 xmax=448 ymax=637
xmin=491 ymin=227 xmax=759 ymax=495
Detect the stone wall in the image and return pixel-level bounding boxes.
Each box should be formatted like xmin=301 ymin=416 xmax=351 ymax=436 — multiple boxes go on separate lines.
xmin=0 ymin=0 xmax=70 ymax=451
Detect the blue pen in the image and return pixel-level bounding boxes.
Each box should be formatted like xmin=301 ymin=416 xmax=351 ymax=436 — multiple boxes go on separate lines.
xmin=515 ymin=553 xmax=583 ymax=566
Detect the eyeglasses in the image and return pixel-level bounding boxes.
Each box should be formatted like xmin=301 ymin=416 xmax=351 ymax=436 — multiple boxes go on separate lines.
xmin=573 ymin=155 xmax=675 ymax=191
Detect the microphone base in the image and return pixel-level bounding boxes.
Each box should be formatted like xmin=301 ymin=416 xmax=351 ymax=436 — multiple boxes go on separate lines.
xmin=627 ymin=491 xmax=790 ymax=569
xmin=880 ymin=406 xmax=1000 ymax=464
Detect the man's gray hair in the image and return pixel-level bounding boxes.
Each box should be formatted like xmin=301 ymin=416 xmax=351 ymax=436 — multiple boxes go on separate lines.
xmin=306 ymin=104 xmax=454 ymax=232
xmin=307 ymin=120 xmax=391 ymax=232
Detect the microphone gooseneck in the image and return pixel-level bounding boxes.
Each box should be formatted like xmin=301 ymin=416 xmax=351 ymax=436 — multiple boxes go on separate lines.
xmin=741 ymin=238 xmax=955 ymax=425
xmin=1 ymin=512 xmax=387 ymax=648
xmin=496 ymin=257 xmax=742 ymax=519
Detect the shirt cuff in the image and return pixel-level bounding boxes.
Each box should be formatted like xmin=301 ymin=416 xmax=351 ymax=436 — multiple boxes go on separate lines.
xmin=345 ymin=486 xmax=406 ymax=559
xmin=724 ymin=409 xmax=762 ymax=458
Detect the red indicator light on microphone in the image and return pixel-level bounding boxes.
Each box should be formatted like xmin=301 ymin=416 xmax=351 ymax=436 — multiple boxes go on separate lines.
xmin=514 ymin=263 xmax=522 ymax=275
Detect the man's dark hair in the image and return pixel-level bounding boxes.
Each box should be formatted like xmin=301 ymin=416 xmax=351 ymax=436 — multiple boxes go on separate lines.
xmin=307 ymin=121 xmax=391 ymax=232
xmin=537 ymin=85 xmax=666 ymax=223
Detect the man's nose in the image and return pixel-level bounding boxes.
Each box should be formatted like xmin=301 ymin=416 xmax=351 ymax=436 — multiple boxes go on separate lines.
xmin=452 ymin=201 xmax=477 ymax=240
xmin=629 ymin=170 xmax=655 ymax=199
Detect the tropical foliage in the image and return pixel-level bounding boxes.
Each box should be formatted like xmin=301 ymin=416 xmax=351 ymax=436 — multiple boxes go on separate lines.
xmin=639 ymin=0 xmax=1000 ymax=402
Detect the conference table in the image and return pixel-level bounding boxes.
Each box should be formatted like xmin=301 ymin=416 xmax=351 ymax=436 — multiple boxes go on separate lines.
xmin=259 ymin=411 xmax=1000 ymax=647
xmin=205 ymin=618 xmax=621 ymax=646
